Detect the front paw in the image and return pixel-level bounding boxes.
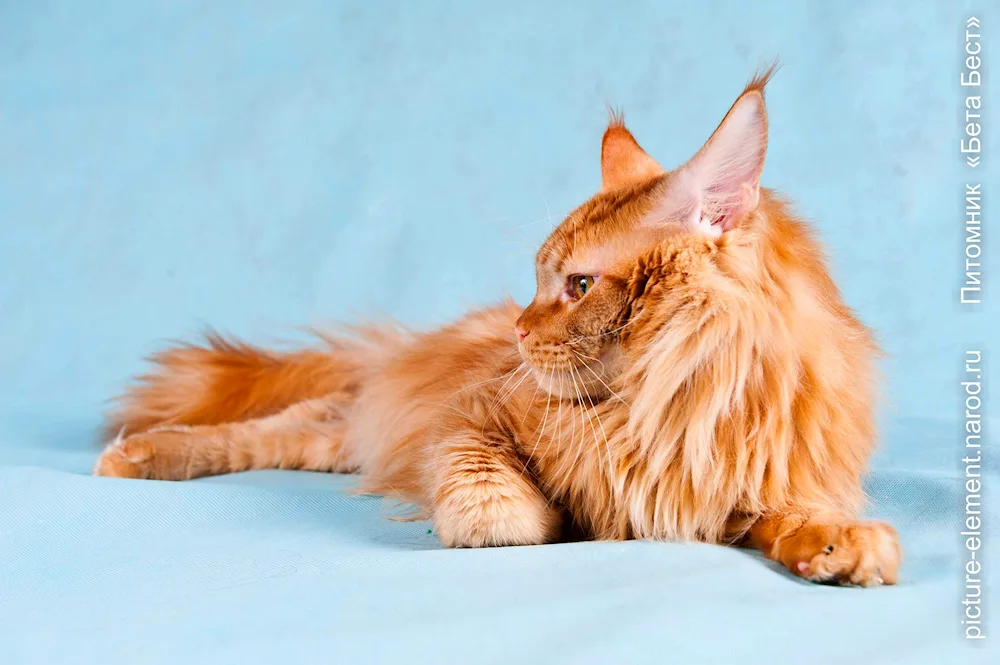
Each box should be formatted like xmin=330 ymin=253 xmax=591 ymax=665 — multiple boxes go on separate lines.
xmin=779 ymin=520 xmax=901 ymax=587
xmin=433 ymin=476 xmax=561 ymax=548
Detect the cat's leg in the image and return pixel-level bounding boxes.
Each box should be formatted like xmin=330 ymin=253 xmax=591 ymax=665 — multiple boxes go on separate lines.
xmin=94 ymin=397 xmax=353 ymax=480
xmin=744 ymin=511 xmax=901 ymax=586
xmin=430 ymin=424 xmax=561 ymax=548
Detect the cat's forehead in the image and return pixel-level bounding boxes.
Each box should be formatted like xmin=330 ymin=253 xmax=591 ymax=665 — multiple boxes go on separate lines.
xmin=536 ymin=175 xmax=667 ymax=273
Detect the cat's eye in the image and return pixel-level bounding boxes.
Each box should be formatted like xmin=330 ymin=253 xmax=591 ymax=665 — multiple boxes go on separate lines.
xmin=568 ymin=275 xmax=596 ymax=300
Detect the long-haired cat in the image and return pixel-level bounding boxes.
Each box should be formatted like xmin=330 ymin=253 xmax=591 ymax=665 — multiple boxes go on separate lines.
xmin=95 ymin=69 xmax=900 ymax=586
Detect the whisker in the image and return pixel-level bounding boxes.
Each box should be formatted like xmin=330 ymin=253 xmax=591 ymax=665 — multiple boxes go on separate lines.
xmin=515 ymin=214 xmax=556 ymax=231
xmin=579 ymin=365 xmax=614 ymax=486
xmin=548 ymin=366 xmax=579 ymax=501
xmin=568 ymin=348 xmax=606 ymax=373
xmin=480 ymin=363 xmax=530 ymax=433
xmin=519 ymin=365 xmax=543 ymax=429
xmin=551 ymin=375 xmax=566 ymax=494
xmin=565 ymin=318 xmax=640 ymax=348
xmin=497 ymin=362 xmax=530 ymax=402
xmin=520 ymin=363 xmax=554 ymax=478
xmin=572 ymin=363 xmax=613 ymax=486
xmin=555 ymin=364 xmax=592 ymax=501
xmin=441 ymin=366 xmax=519 ymax=405
xmin=542 ymin=198 xmax=556 ymax=231
xmin=603 ymin=317 xmax=640 ymax=337
xmin=563 ymin=371 xmax=580 ymax=505
xmin=485 ymin=364 xmax=531 ymax=426
xmin=572 ymin=351 xmax=630 ymax=408
xmin=487 ymin=363 xmax=524 ymax=405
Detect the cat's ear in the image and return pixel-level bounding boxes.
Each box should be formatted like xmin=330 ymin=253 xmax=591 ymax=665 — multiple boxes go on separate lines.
xmin=600 ymin=112 xmax=665 ymax=191
xmin=655 ymin=71 xmax=772 ymax=237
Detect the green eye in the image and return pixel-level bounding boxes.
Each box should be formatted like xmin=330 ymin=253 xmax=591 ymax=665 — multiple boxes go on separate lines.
xmin=569 ymin=275 xmax=595 ymax=299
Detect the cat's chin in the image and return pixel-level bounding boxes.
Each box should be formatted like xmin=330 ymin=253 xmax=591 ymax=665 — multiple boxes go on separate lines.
xmin=527 ymin=355 xmax=623 ymax=402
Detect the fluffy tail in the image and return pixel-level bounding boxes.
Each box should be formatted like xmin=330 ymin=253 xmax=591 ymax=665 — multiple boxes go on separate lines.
xmin=105 ymin=332 xmax=368 ymax=440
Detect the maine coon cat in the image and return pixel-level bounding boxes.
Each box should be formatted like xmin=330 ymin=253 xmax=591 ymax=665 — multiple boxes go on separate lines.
xmin=95 ymin=69 xmax=900 ymax=586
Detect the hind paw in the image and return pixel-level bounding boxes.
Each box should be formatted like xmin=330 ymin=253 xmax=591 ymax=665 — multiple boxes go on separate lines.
xmin=93 ymin=427 xmax=190 ymax=480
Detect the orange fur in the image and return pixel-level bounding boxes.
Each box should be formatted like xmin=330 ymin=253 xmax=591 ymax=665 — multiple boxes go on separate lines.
xmin=105 ymin=333 xmax=364 ymax=436
xmin=96 ymin=70 xmax=900 ymax=585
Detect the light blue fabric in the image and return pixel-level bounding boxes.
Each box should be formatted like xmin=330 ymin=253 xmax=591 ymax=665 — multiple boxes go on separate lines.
xmin=0 ymin=1 xmax=997 ymax=663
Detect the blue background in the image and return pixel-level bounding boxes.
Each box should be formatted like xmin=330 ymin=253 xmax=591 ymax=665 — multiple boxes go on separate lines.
xmin=0 ymin=1 xmax=997 ymax=664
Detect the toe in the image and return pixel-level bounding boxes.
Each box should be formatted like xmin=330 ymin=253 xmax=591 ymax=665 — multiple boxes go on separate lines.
xmin=93 ymin=436 xmax=155 ymax=478
xmin=781 ymin=519 xmax=901 ymax=587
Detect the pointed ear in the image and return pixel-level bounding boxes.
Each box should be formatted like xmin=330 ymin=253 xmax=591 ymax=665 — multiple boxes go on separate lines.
xmin=600 ymin=113 xmax=665 ymax=191
xmin=659 ymin=75 xmax=771 ymax=236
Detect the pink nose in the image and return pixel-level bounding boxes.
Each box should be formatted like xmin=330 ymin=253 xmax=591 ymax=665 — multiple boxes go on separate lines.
xmin=515 ymin=326 xmax=529 ymax=342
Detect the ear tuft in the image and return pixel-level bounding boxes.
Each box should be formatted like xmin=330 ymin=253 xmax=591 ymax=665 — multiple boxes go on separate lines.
xmin=607 ymin=104 xmax=626 ymax=129
xmin=675 ymin=72 xmax=772 ymax=236
xmin=742 ymin=60 xmax=779 ymax=98
xmin=600 ymin=115 xmax=665 ymax=191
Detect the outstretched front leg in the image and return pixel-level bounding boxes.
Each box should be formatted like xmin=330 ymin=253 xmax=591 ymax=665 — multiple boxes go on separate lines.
xmin=428 ymin=415 xmax=561 ymax=548
xmin=94 ymin=397 xmax=353 ymax=480
xmin=744 ymin=511 xmax=901 ymax=587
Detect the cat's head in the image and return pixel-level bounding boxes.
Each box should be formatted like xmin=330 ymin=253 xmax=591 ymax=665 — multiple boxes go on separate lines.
xmin=515 ymin=68 xmax=774 ymax=399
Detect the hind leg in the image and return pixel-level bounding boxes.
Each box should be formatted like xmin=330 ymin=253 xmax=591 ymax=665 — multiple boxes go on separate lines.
xmin=95 ymin=397 xmax=354 ymax=480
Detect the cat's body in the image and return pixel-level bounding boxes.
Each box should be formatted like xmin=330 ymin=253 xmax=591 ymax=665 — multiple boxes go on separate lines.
xmin=96 ymin=70 xmax=901 ymax=586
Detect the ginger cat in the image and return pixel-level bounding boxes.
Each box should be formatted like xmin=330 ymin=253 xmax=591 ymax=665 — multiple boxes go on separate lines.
xmin=95 ymin=69 xmax=900 ymax=586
